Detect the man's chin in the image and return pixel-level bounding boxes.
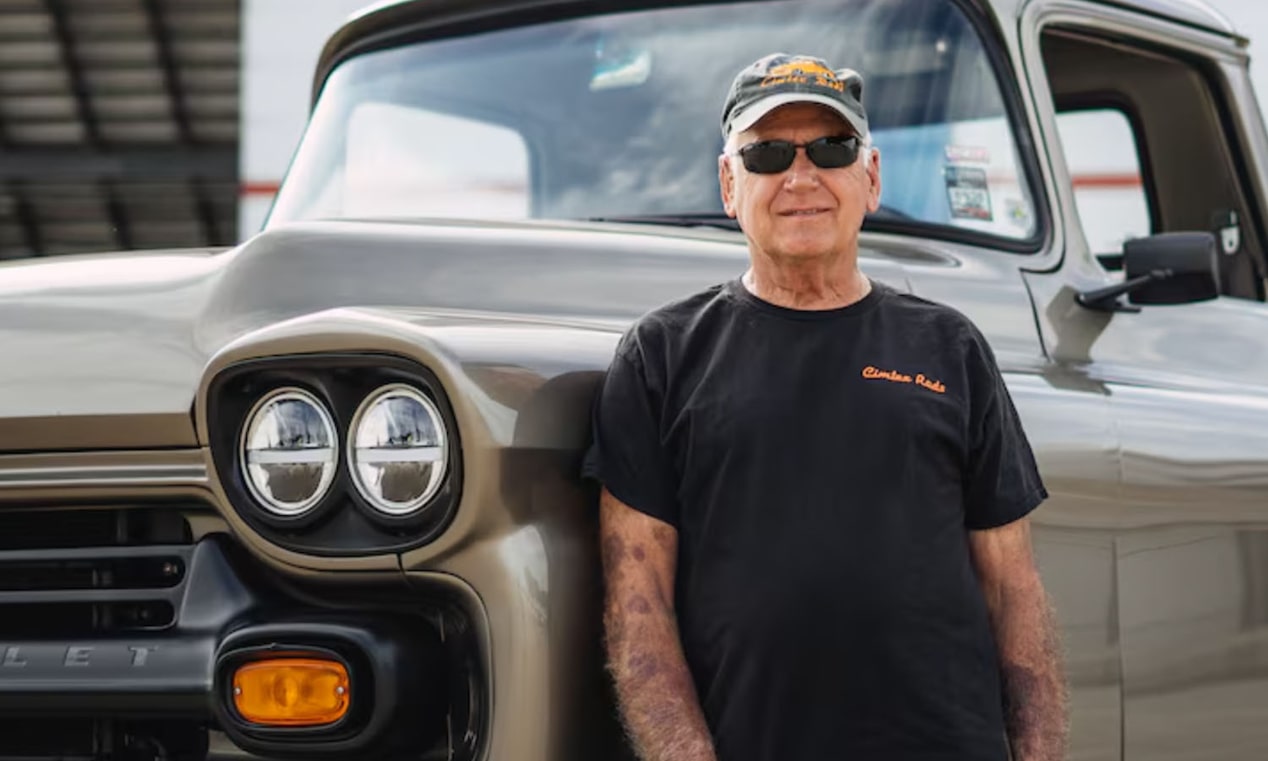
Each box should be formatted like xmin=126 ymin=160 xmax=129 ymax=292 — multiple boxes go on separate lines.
xmin=768 ymin=240 xmax=847 ymax=262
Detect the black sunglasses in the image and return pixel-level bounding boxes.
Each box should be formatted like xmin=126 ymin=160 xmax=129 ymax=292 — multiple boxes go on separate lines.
xmin=735 ymin=136 xmax=863 ymax=174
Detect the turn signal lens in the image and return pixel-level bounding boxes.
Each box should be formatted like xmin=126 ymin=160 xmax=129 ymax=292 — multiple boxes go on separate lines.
xmin=232 ymin=658 xmax=350 ymax=726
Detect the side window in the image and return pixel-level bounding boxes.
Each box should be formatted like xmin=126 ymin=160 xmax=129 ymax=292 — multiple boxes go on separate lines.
xmin=344 ymin=103 xmax=530 ymax=219
xmin=1054 ymin=108 xmax=1151 ymax=257
xmin=1042 ymin=28 xmax=1267 ymax=300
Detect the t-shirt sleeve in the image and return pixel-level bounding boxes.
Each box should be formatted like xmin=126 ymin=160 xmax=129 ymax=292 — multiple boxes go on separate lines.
xmin=962 ymin=329 xmax=1048 ymax=530
xmin=584 ymin=339 xmax=680 ymax=527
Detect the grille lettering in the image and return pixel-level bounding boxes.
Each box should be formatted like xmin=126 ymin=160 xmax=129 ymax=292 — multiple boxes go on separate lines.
xmin=0 ymin=644 xmax=163 ymax=669
xmin=129 ymin=646 xmax=158 ymax=667
xmin=64 ymin=646 xmax=93 ymax=667
xmin=2 ymin=647 xmax=25 ymax=668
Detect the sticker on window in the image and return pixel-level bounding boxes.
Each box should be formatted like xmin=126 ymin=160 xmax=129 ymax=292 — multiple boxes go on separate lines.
xmin=945 ymin=166 xmax=992 ymax=221
xmin=1004 ymin=198 xmax=1031 ymax=230
xmin=945 ymin=145 xmax=990 ymax=163
xmin=590 ymin=46 xmax=653 ymax=91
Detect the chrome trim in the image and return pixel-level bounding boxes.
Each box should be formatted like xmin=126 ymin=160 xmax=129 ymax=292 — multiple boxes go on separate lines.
xmin=357 ymin=447 xmax=443 ymax=463
xmin=0 ymin=450 xmax=210 ymax=493
xmin=0 ymin=463 xmax=208 ymax=489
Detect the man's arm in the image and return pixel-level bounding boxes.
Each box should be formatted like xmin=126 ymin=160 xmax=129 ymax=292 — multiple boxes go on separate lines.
xmin=600 ymin=488 xmax=717 ymax=761
xmin=968 ymin=516 xmax=1068 ymax=761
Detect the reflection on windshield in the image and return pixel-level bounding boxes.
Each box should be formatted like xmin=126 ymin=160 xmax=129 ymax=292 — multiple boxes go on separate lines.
xmin=268 ymin=0 xmax=1037 ymax=244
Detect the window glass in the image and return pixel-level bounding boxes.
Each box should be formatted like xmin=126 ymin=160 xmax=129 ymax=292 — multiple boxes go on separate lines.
xmin=270 ymin=0 xmax=1040 ymax=246
xmin=1055 ymin=108 xmax=1151 ymax=255
xmin=344 ymin=105 xmax=529 ymax=219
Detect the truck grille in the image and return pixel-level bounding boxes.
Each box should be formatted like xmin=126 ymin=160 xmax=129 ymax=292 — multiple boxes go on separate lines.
xmin=0 ymin=508 xmax=210 ymax=760
xmin=0 ymin=508 xmax=191 ymax=551
xmin=0 ymin=508 xmax=192 ymax=641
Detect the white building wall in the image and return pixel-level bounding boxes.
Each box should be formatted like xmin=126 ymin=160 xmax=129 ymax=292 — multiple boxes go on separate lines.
xmin=239 ymin=0 xmax=375 ymax=238
xmin=236 ymin=0 xmax=1268 ymax=242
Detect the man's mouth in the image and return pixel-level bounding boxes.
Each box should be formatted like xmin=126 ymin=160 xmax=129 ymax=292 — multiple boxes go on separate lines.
xmin=779 ymin=208 xmax=829 ymax=217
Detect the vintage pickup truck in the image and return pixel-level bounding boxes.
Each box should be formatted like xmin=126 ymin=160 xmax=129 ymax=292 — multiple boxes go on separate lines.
xmin=1 ymin=0 xmax=1266 ymax=758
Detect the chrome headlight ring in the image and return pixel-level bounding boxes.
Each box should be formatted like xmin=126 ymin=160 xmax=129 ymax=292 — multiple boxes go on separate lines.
xmin=346 ymin=383 xmax=449 ymax=517
xmin=238 ymin=387 xmax=339 ymax=518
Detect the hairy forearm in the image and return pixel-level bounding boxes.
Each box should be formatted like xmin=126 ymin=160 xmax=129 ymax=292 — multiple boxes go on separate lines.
xmin=605 ymin=599 xmax=715 ymax=761
xmin=602 ymin=530 xmax=715 ymax=761
xmin=984 ymin=575 xmax=1069 ymax=761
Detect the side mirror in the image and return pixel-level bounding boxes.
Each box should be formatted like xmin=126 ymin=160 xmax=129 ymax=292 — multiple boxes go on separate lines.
xmin=1124 ymin=232 xmax=1220 ymax=305
xmin=1078 ymin=232 xmax=1220 ymax=312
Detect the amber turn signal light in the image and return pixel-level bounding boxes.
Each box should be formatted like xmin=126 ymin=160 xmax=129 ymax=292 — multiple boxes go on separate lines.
xmin=232 ymin=657 xmax=350 ymax=726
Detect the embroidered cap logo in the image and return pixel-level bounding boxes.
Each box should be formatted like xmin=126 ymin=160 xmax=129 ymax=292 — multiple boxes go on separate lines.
xmin=760 ymin=59 xmax=846 ymax=93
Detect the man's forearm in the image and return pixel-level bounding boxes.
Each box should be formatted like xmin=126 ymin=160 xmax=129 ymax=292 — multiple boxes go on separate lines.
xmin=604 ymin=574 xmax=715 ymax=759
xmin=607 ymin=616 xmax=715 ymax=760
xmin=988 ymin=576 xmax=1069 ymax=761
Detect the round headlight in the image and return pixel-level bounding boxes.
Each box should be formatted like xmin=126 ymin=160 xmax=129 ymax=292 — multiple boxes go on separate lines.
xmin=348 ymin=384 xmax=448 ymax=516
xmin=239 ymin=388 xmax=338 ymax=517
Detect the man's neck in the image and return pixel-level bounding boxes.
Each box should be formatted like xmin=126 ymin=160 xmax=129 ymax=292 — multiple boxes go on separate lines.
xmin=742 ymin=256 xmax=872 ymax=311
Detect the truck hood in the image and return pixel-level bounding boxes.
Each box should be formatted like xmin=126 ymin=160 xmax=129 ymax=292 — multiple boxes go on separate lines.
xmin=0 ymin=218 xmax=914 ymax=453
xmin=0 ymin=248 xmax=228 ymax=452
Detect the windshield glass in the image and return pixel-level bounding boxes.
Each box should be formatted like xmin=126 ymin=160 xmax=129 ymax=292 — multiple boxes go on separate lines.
xmin=268 ymin=0 xmax=1039 ymax=244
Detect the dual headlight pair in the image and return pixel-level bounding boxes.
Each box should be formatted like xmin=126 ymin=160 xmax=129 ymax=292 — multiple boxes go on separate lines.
xmin=239 ymin=384 xmax=448 ymax=519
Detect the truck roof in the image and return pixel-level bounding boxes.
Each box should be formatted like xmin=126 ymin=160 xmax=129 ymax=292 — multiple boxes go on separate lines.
xmin=314 ymin=0 xmax=1239 ymax=101
xmin=1109 ymin=0 xmax=1236 ymax=36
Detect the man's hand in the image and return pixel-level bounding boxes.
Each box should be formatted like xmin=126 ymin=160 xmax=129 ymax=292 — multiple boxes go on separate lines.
xmin=600 ymin=488 xmax=717 ymax=761
xmin=969 ymin=517 xmax=1069 ymax=761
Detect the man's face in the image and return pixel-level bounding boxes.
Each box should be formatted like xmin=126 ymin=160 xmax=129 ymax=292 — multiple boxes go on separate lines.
xmin=719 ymin=103 xmax=881 ymax=262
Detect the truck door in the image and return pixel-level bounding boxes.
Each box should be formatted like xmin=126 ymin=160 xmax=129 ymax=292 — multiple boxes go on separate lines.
xmin=1022 ymin=3 xmax=1268 ymax=759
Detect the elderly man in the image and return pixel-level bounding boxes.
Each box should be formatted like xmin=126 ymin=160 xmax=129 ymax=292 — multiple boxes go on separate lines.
xmin=589 ymin=53 xmax=1067 ymax=761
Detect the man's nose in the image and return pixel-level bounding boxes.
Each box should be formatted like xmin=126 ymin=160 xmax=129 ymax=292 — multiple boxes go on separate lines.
xmin=782 ymin=148 xmax=820 ymax=188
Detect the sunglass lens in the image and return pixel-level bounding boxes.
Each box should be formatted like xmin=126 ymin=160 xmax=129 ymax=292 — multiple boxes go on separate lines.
xmin=805 ymin=137 xmax=859 ymax=168
xmin=738 ymin=137 xmax=860 ymax=173
xmin=740 ymin=141 xmax=796 ymax=174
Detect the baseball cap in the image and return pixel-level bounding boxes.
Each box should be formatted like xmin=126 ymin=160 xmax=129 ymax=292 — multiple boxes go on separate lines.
xmin=720 ymin=53 xmax=869 ymax=141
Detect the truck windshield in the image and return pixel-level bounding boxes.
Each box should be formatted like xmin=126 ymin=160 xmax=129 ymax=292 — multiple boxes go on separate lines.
xmin=267 ymin=0 xmax=1039 ymax=245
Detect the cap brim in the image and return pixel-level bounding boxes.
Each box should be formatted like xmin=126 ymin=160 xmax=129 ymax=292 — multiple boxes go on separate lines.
xmin=728 ymin=92 xmax=866 ymax=139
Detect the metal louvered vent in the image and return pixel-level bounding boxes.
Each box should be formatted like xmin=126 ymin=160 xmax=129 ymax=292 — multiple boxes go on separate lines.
xmin=0 ymin=0 xmax=239 ymax=259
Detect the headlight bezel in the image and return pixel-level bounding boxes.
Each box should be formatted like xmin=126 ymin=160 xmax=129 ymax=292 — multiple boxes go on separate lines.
xmin=208 ymin=354 xmax=464 ymax=555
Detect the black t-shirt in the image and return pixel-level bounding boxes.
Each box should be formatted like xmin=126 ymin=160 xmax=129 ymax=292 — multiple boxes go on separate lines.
xmin=589 ymin=278 xmax=1047 ymax=761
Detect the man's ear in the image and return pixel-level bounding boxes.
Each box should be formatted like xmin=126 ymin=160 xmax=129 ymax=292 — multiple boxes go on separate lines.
xmin=719 ymin=154 xmax=737 ymax=218
xmin=865 ymin=146 xmax=882 ymax=214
